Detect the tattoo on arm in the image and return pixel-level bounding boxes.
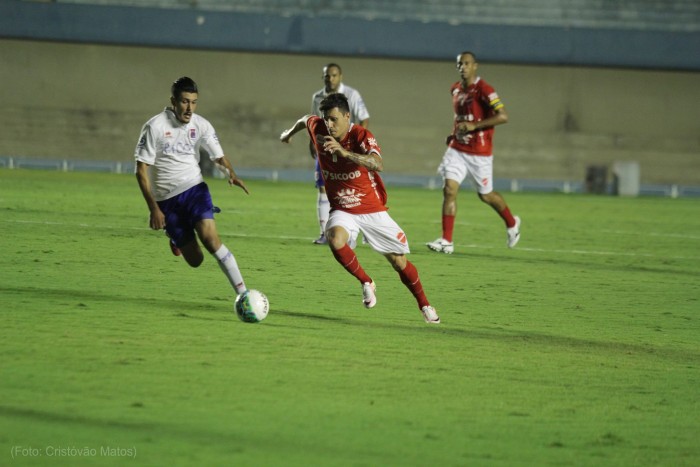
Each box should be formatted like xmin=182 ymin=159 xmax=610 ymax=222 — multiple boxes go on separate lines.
xmin=344 ymin=152 xmax=382 ymax=171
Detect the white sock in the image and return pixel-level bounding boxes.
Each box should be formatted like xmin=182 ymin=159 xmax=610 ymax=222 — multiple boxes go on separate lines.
xmin=317 ymin=192 xmax=330 ymax=234
xmin=214 ymin=244 xmax=246 ymax=294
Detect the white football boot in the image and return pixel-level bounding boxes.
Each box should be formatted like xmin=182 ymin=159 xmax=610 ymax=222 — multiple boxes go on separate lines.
xmin=421 ymin=306 xmax=441 ymax=324
xmin=362 ymin=281 xmax=377 ymax=309
xmin=426 ymin=238 xmax=454 ymax=254
xmin=507 ymin=216 xmax=521 ymax=248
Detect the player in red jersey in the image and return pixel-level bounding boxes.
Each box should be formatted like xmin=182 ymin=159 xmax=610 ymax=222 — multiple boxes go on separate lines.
xmin=281 ymin=93 xmax=440 ymax=324
xmin=427 ymin=51 xmax=520 ymax=254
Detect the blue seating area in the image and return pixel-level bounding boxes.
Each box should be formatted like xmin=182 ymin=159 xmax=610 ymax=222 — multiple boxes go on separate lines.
xmin=57 ymin=0 xmax=699 ymax=32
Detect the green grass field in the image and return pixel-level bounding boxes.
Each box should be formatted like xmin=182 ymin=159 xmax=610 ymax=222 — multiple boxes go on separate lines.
xmin=1 ymin=169 xmax=698 ymax=466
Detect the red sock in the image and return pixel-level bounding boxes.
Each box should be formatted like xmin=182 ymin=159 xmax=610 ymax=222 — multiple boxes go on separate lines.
xmin=398 ymin=261 xmax=430 ymax=309
xmin=331 ymin=244 xmax=372 ymax=284
xmin=442 ymin=214 xmax=455 ymax=242
xmin=499 ymin=207 xmax=516 ymax=228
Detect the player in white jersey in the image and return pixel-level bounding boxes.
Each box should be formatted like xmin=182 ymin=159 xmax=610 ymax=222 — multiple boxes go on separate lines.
xmin=309 ymin=63 xmax=370 ymax=244
xmin=135 ymin=77 xmax=251 ymax=299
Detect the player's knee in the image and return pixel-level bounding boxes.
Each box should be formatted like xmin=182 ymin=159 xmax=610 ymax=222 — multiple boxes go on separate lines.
xmin=184 ymin=254 xmax=204 ymax=268
xmin=478 ymin=191 xmax=494 ymax=203
xmin=385 ymin=254 xmax=406 ymax=272
xmin=327 ymin=236 xmax=345 ymax=250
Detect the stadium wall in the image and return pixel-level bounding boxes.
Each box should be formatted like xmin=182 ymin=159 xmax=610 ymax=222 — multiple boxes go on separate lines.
xmin=1 ymin=2 xmax=699 ymax=186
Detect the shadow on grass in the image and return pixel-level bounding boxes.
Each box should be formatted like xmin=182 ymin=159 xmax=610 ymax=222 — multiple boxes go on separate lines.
xmin=1 ymin=286 xmax=225 ymax=316
xmin=3 ymin=286 xmax=697 ymax=364
xmin=417 ymin=248 xmax=699 ymax=278
xmin=0 ymin=405 xmax=156 ymax=430
xmin=272 ymin=308 xmax=700 ymax=365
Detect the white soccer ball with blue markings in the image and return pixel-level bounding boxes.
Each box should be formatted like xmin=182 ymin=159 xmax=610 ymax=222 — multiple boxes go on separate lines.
xmin=234 ymin=289 xmax=269 ymax=323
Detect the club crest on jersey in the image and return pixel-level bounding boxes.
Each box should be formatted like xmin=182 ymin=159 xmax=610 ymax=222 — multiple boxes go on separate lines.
xmin=396 ymin=231 xmax=407 ymax=244
xmin=189 ymin=128 xmax=197 ymax=139
xmin=334 ymin=188 xmax=365 ymax=209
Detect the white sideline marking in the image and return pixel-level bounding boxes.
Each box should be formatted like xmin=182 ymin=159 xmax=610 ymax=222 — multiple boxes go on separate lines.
xmin=5 ymin=219 xmax=699 ymax=260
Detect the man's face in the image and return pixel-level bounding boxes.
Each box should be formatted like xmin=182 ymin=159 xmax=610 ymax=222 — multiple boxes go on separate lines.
xmin=323 ymin=107 xmax=351 ymax=140
xmin=171 ymin=91 xmax=198 ymax=124
xmin=323 ymin=66 xmax=342 ymax=93
xmin=456 ymin=54 xmax=478 ymax=81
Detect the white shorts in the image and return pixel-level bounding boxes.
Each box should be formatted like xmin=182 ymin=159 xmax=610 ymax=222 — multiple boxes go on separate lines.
xmin=327 ymin=210 xmax=410 ymax=255
xmin=437 ymin=146 xmax=494 ymax=194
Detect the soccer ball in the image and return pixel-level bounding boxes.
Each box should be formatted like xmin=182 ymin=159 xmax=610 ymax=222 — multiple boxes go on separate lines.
xmin=234 ymin=289 xmax=269 ymax=323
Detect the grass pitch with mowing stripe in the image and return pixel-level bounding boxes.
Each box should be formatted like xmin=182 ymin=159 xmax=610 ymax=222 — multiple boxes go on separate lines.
xmin=0 ymin=169 xmax=698 ymax=466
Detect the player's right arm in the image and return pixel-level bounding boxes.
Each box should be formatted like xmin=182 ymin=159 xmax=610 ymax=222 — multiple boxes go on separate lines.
xmin=280 ymin=114 xmax=313 ymax=144
xmin=135 ymin=161 xmax=165 ymax=230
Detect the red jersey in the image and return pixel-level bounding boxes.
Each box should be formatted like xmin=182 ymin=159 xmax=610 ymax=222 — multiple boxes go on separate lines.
xmin=448 ymin=77 xmax=504 ymax=156
xmin=306 ymin=116 xmax=387 ymax=214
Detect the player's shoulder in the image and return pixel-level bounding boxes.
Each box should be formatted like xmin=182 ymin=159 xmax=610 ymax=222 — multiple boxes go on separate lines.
xmin=340 ymin=83 xmax=363 ymax=99
xmin=141 ymin=109 xmax=170 ymax=133
xmin=145 ymin=109 xmax=168 ymax=125
xmin=190 ymin=113 xmax=209 ymax=124
xmin=307 ymin=114 xmax=324 ymax=130
xmin=352 ymin=124 xmax=373 ymax=136
xmin=475 ymin=77 xmax=497 ymax=93
xmin=190 ymin=113 xmax=215 ymax=130
xmin=351 ymin=125 xmax=380 ymax=149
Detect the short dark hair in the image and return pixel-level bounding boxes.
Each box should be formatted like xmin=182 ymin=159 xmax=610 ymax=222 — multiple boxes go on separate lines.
xmin=319 ymin=93 xmax=350 ymax=114
xmin=324 ymin=63 xmax=342 ymax=74
xmin=171 ymin=76 xmax=198 ymax=99
xmin=459 ymin=51 xmax=477 ymax=62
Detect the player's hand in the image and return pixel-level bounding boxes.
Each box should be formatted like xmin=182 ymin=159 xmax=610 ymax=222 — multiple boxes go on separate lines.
xmin=149 ymin=207 xmax=166 ymax=230
xmin=323 ymin=136 xmax=344 ymax=157
xmin=280 ymin=128 xmax=294 ymax=143
xmin=230 ymin=176 xmax=250 ymax=195
xmin=456 ymin=122 xmax=477 ymax=135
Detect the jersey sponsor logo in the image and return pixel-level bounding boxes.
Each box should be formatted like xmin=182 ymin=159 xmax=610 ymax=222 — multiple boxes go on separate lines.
xmin=323 ymin=169 xmax=362 ymax=181
xmin=334 ymin=188 xmax=365 ymax=209
xmin=163 ymin=140 xmax=195 ymax=155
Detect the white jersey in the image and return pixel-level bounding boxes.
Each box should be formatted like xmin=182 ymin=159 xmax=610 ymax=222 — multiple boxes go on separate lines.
xmin=134 ymin=108 xmax=224 ymax=201
xmin=311 ymin=83 xmax=370 ymax=124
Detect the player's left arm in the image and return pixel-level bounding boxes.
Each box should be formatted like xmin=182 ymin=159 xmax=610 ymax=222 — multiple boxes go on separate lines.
xmin=214 ymin=156 xmax=249 ymax=194
xmin=322 ymin=136 xmax=383 ymax=172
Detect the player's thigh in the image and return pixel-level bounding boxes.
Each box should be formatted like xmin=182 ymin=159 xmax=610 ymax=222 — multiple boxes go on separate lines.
xmin=465 ymin=155 xmax=494 ymax=194
xmin=438 ymin=147 xmax=469 ymax=185
xmin=327 ymin=210 xmax=360 ymax=249
xmin=358 ymin=212 xmax=410 ymax=255
xmin=195 ymin=218 xmax=221 ymax=253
